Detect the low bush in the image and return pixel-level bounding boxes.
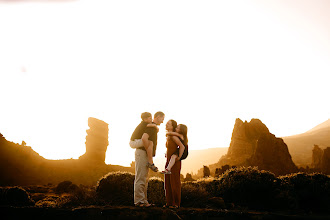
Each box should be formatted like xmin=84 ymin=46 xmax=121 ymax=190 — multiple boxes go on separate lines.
xmin=96 ymin=171 xmax=135 ymax=205
xmin=278 ymin=172 xmax=330 ymax=211
xmin=147 ymin=177 xmax=165 ymax=206
xmin=217 ymin=166 xmax=276 ymax=209
xmin=195 ymin=177 xmax=221 ymax=197
xmin=181 ymin=182 xmax=209 ymax=207
xmin=54 ymin=180 xmax=80 ymax=194
xmin=0 ymin=186 xmax=35 ymax=206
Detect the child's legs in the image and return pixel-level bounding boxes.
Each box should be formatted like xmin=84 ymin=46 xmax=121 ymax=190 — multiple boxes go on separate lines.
xmin=145 ymin=140 xmax=154 ymax=164
xmin=166 ymin=154 xmax=178 ymax=171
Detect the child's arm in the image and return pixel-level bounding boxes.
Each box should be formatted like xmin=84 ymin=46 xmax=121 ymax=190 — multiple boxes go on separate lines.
xmin=147 ymin=123 xmax=159 ymax=132
xmin=172 ymin=136 xmax=185 ymax=160
xmin=166 ymin=131 xmax=183 ymax=140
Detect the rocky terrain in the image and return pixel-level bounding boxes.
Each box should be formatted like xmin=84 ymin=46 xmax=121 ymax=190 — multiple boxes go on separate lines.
xmin=2 ymin=206 xmax=330 ymax=220
xmin=208 ymin=118 xmax=297 ymax=176
xmin=312 ymin=145 xmax=330 ymax=174
xmin=0 ymin=118 xmax=135 ymax=186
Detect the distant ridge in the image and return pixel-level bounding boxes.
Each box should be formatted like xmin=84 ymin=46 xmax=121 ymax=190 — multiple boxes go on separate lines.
xmin=282 ymin=119 xmax=330 ymax=167
xmin=307 ymin=119 xmax=330 ymax=133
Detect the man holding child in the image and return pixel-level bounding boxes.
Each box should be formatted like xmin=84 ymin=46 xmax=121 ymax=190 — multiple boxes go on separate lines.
xmin=130 ymin=111 xmax=165 ymax=207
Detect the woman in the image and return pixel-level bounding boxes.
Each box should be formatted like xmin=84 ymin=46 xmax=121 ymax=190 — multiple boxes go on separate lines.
xmin=164 ymin=120 xmax=188 ymax=208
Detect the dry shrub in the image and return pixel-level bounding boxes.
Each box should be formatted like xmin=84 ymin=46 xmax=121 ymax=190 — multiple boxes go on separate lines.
xmin=54 ymin=180 xmax=80 ymax=194
xmin=147 ymin=177 xmax=165 ymax=206
xmin=278 ymin=172 xmax=330 ymax=211
xmin=181 ymin=182 xmax=209 ymax=207
xmin=218 ymin=166 xmax=276 ymax=209
xmin=96 ymin=171 xmax=135 ymax=205
xmin=195 ymin=177 xmax=221 ymax=197
xmin=0 ymin=186 xmax=35 ymax=206
xmin=35 ymin=196 xmax=59 ymax=208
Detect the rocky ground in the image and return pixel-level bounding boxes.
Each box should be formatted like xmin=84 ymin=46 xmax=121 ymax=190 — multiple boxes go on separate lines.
xmin=1 ymin=206 xmax=330 ymax=220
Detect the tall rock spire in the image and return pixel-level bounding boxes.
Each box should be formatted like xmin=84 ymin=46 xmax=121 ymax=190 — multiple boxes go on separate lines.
xmin=79 ymin=117 xmax=109 ymax=164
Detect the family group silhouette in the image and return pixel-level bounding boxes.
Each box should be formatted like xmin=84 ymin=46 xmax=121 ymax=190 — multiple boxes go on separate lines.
xmin=129 ymin=112 xmax=188 ymax=208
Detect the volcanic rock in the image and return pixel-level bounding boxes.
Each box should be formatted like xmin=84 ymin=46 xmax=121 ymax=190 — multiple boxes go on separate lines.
xmin=321 ymin=147 xmax=330 ymax=174
xmin=217 ymin=118 xmax=297 ymax=175
xmin=79 ymin=117 xmax=109 ymax=164
xmin=249 ymin=133 xmax=298 ymax=175
xmin=312 ymin=145 xmax=323 ymax=169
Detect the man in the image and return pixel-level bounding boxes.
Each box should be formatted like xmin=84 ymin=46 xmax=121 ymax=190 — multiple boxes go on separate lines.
xmin=130 ymin=112 xmax=158 ymax=170
xmin=134 ymin=111 xmax=165 ymax=207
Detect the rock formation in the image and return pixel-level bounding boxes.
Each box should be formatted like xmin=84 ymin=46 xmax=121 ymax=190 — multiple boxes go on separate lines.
xmin=312 ymin=145 xmax=330 ymax=174
xmin=312 ymin=145 xmax=323 ymax=169
xmin=225 ymin=118 xmax=270 ymax=166
xmin=249 ymin=133 xmax=297 ymax=175
xmin=203 ymin=166 xmax=210 ymax=177
xmin=0 ymin=118 xmax=135 ymax=186
xmin=79 ymin=117 xmax=109 ymax=164
xmin=217 ymin=118 xmax=297 ymax=176
xmin=321 ymin=148 xmax=330 ymax=174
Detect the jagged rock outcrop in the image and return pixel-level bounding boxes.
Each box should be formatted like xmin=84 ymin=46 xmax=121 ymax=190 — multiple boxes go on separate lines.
xmin=249 ymin=133 xmax=297 ymax=175
xmin=312 ymin=145 xmax=323 ymax=169
xmin=217 ymin=118 xmax=297 ymax=176
xmin=203 ymin=166 xmax=210 ymax=177
xmin=224 ymin=118 xmax=270 ymax=166
xmin=311 ymin=145 xmax=330 ymax=174
xmin=79 ymin=117 xmax=109 ymax=164
xmin=321 ymin=148 xmax=330 ymax=174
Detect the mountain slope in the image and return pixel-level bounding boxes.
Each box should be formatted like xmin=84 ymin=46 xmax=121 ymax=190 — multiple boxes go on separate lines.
xmin=307 ymin=119 xmax=330 ymax=133
xmin=154 ymin=147 xmax=228 ymax=175
xmin=282 ymin=119 xmax=330 ymax=167
xmin=182 ymin=147 xmax=228 ymax=175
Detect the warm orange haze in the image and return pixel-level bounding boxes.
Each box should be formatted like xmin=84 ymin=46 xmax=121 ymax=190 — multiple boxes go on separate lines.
xmin=0 ymin=0 xmax=329 ymax=170
xmin=1 ymin=1 xmax=330 ymax=218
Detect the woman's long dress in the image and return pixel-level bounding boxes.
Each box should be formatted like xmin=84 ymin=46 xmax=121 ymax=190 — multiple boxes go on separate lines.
xmin=164 ymin=137 xmax=182 ymax=207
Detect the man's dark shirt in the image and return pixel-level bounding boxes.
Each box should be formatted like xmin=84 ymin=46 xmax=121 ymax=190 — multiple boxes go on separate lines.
xmin=130 ymin=121 xmax=148 ymax=141
xmin=134 ymin=122 xmax=158 ymax=157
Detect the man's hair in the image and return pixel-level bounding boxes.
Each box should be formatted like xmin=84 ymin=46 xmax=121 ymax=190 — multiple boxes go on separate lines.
xmin=141 ymin=112 xmax=152 ymax=120
xmin=154 ymin=111 xmax=165 ymax=118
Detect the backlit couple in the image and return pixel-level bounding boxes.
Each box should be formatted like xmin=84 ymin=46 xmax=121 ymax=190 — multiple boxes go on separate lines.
xmin=129 ymin=112 xmax=188 ymax=208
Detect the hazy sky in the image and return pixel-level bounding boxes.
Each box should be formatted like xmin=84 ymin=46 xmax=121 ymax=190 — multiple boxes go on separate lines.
xmin=0 ymin=0 xmax=329 ymax=168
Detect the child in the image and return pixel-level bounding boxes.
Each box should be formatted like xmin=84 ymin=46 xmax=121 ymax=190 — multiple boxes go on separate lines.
xmin=130 ymin=112 xmax=159 ymax=172
xmin=161 ymin=124 xmax=188 ymax=174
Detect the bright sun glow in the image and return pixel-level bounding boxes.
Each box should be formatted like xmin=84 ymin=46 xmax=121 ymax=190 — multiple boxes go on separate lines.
xmin=0 ymin=0 xmax=329 ymax=168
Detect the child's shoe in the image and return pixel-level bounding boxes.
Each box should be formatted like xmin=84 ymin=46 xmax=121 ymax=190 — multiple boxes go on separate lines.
xmin=147 ymin=163 xmax=159 ymax=172
xmin=161 ymin=168 xmax=171 ymax=174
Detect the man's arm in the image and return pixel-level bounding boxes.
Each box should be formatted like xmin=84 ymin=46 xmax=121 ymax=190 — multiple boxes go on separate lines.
xmin=141 ymin=133 xmax=150 ymax=151
xmin=172 ymin=136 xmax=185 ymax=160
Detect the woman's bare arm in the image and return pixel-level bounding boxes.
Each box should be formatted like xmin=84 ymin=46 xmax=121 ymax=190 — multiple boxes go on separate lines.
xmin=166 ymin=131 xmax=183 ymax=140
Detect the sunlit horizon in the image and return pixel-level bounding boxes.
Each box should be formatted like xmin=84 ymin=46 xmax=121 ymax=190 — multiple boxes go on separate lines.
xmin=1 ymin=0 xmax=329 ymax=168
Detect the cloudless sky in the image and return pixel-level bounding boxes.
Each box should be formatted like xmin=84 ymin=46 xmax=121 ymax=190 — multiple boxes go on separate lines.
xmin=0 ymin=0 xmax=329 ymax=168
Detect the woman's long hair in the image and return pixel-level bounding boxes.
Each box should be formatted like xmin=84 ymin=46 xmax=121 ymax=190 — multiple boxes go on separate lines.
xmin=178 ymin=124 xmax=188 ymax=146
xmin=169 ymin=119 xmax=178 ymax=132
